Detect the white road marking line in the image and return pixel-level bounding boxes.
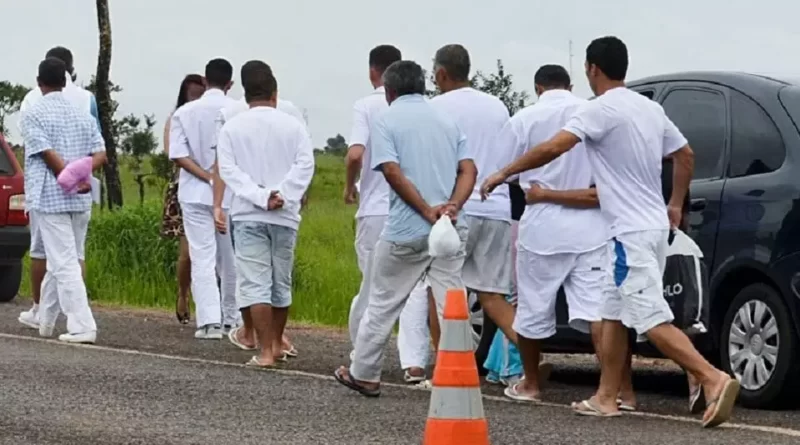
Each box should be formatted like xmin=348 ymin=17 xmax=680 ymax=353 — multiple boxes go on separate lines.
xmin=2 ymin=332 xmax=799 ymax=438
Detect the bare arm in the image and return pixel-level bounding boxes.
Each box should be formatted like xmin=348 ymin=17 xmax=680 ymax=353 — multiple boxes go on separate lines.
xmin=529 ymin=186 xmax=599 ymax=208
xmin=168 ymin=112 xmax=211 ymax=183
xmin=41 ymin=150 xmax=66 ymax=176
xmin=212 ymin=159 xmax=226 ymax=209
xmin=345 ymin=144 xmax=364 ymax=192
xmin=381 ymin=162 xmax=434 ymax=223
xmin=669 ymin=145 xmax=694 ymax=210
xmin=449 ymin=159 xmax=477 ymax=209
xmin=91 ymin=152 xmax=107 ymax=170
xmin=501 ymin=131 xmax=579 ymax=179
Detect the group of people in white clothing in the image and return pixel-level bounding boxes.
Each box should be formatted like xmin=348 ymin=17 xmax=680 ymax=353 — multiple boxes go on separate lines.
xmin=334 ymin=37 xmax=739 ymax=428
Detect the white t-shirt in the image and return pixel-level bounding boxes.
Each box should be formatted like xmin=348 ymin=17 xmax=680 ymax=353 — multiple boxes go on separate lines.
xmin=562 ymin=87 xmax=688 ymax=238
xmin=505 ymin=89 xmax=606 ymax=255
xmin=218 ymin=97 xmax=308 ymax=132
xmin=429 ymin=87 xmax=511 ymax=221
xmin=349 ymin=86 xmax=390 ymax=218
xmin=19 ymin=74 xmax=95 ymax=128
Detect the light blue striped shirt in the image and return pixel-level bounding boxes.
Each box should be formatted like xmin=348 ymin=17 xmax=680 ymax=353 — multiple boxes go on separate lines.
xmin=369 ymin=94 xmax=471 ymax=242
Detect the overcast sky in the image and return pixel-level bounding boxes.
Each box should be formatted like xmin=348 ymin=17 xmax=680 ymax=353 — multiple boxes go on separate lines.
xmin=2 ymin=0 xmax=799 ymax=147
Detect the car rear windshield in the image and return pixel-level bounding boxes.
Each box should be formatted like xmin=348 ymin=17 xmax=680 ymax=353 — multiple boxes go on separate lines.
xmin=0 ymin=147 xmax=13 ymax=176
xmin=778 ymin=85 xmax=800 ymax=134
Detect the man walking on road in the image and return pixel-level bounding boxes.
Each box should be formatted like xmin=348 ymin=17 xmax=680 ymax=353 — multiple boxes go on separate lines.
xmin=19 ymin=57 xmax=107 ymax=344
xmin=18 ymin=46 xmax=100 ymax=331
xmin=481 ymin=36 xmax=739 ymax=427
xmin=344 ymin=45 xmax=430 ymax=383
xmin=334 ymin=60 xmax=476 ymax=396
xmin=496 ymin=65 xmax=633 ymax=406
xmin=169 ymin=58 xmax=238 ymax=340
xmin=217 ymin=60 xmax=314 ymax=367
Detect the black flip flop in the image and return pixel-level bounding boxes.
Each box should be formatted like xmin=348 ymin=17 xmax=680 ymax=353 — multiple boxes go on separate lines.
xmin=334 ymin=368 xmax=381 ymax=398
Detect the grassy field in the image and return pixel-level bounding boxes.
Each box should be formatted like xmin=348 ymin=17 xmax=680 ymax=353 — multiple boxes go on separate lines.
xmin=19 ymin=154 xmax=361 ymax=326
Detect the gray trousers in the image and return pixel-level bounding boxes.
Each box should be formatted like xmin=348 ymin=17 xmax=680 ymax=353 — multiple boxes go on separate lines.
xmin=350 ymin=230 xmax=467 ymax=382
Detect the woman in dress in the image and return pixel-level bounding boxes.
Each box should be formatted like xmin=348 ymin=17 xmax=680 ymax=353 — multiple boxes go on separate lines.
xmin=161 ymin=74 xmax=206 ymax=324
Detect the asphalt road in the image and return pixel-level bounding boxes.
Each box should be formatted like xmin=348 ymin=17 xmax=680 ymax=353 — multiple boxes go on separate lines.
xmin=1 ymin=300 xmax=799 ymax=445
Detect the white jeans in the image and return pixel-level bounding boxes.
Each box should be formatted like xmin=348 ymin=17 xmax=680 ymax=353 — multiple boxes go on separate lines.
xmin=37 ymin=211 xmax=96 ymax=334
xmin=181 ymin=202 xmax=238 ymax=328
xmin=349 ymin=216 xmax=430 ymax=369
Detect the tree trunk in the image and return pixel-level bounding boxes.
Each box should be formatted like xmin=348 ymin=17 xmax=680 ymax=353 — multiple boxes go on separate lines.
xmin=95 ymin=0 xmax=123 ymax=209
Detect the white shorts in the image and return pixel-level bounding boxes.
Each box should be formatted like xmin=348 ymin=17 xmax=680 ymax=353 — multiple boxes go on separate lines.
xmin=513 ymin=245 xmax=605 ymax=340
xmin=29 ymin=210 xmax=90 ymax=260
xmin=463 ymin=215 xmax=512 ymax=295
xmin=601 ymin=229 xmax=674 ymax=335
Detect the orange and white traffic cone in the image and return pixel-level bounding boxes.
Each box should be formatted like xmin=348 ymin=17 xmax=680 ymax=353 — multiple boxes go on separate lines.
xmin=423 ymin=288 xmax=490 ymax=445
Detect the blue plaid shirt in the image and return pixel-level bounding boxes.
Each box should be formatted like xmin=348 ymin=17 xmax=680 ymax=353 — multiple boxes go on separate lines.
xmin=20 ymin=92 xmax=105 ymax=214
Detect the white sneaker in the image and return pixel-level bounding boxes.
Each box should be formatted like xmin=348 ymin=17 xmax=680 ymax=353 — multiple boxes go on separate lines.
xmin=59 ymin=331 xmax=96 ymax=344
xmin=18 ymin=308 xmax=40 ymax=329
xmin=39 ymin=325 xmax=55 ymax=338
xmin=195 ymin=324 xmax=223 ymax=340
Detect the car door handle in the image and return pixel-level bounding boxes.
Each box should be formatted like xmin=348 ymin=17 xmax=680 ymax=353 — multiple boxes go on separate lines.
xmin=690 ymin=198 xmax=707 ymax=212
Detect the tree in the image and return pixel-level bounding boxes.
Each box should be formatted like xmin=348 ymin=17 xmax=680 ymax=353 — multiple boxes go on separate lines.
xmin=0 ymin=81 xmax=31 ymax=137
xmin=118 ymin=114 xmax=158 ymax=205
xmin=325 ymin=133 xmax=348 ymax=156
xmin=95 ymin=0 xmax=124 ymax=209
xmin=426 ymin=59 xmax=530 ymax=116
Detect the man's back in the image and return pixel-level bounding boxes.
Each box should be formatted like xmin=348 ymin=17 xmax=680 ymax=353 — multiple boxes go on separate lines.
xmin=170 ymin=89 xmax=236 ymax=206
xmin=564 ymin=87 xmax=687 ymax=237
xmin=351 ymin=87 xmax=390 ymax=218
xmin=509 ymin=89 xmax=605 ymax=254
xmin=370 ymin=94 xmax=468 ymax=242
xmin=20 ymin=75 xmax=97 ymax=129
xmin=429 ymin=87 xmax=511 ymax=220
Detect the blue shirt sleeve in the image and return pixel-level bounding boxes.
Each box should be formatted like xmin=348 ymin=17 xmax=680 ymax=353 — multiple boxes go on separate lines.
xmin=369 ymin=116 xmax=398 ymax=171
xmin=89 ymin=94 xmax=101 ymax=129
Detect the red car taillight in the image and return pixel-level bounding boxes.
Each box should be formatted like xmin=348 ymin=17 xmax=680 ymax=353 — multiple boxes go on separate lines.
xmin=7 ymin=194 xmax=28 ymax=226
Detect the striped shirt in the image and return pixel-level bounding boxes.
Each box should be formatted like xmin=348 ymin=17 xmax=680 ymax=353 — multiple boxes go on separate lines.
xmin=20 ymin=92 xmax=105 ymax=213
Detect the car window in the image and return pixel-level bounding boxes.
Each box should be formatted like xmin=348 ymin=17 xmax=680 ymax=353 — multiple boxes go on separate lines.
xmin=0 ymin=142 xmax=13 ymax=176
xmin=729 ymin=90 xmax=786 ymax=177
xmin=662 ymin=88 xmax=727 ymax=180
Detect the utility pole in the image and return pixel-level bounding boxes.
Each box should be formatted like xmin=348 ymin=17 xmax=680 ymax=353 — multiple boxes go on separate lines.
xmin=568 ymin=39 xmax=574 ymax=78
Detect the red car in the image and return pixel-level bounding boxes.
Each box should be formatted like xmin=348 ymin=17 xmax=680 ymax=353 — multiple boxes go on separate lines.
xmin=0 ymin=134 xmax=29 ymax=302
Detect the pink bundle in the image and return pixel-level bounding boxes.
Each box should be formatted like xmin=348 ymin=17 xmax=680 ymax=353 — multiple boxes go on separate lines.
xmin=56 ymin=157 xmax=94 ymax=194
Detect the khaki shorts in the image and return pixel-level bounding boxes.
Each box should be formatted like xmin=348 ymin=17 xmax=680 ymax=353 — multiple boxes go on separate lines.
xmin=462 ymin=215 xmax=512 ymax=295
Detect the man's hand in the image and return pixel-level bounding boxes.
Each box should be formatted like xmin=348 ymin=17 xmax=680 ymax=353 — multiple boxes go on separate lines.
xmin=343 ymin=186 xmax=358 ymax=205
xmin=75 ymin=182 xmax=92 ymax=194
xmin=525 ymin=183 xmax=547 ymax=204
xmin=267 ymin=190 xmax=284 ymax=210
xmin=432 ymin=202 xmax=458 ymax=223
xmin=480 ymin=170 xmax=508 ymax=201
xmin=667 ymin=204 xmax=683 ymax=229
xmin=213 ymin=207 xmax=227 ymax=234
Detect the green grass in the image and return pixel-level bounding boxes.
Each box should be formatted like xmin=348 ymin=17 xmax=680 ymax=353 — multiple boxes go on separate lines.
xmin=19 ymin=154 xmax=360 ymax=326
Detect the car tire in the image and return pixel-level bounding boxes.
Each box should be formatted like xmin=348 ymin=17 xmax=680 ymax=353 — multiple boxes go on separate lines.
xmin=0 ymin=261 xmax=23 ymax=303
xmin=474 ymin=316 xmax=497 ymax=377
xmin=719 ymin=283 xmax=800 ymax=409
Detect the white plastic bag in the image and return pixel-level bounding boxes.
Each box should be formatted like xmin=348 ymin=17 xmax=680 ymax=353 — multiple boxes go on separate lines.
xmin=428 ymin=215 xmax=460 ymax=258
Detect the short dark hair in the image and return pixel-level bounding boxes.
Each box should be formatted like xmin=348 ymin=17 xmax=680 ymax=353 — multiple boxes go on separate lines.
xmin=586 ymin=36 xmax=628 ymax=81
xmin=37 ymin=57 xmax=67 ymax=88
xmin=434 ymin=44 xmax=471 ymax=82
xmin=205 ymin=58 xmax=233 ymax=88
xmin=369 ymin=45 xmax=402 ymax=74
xmin=382 ymin=60 xmax=426 ymax=97
xmin=534 ymin=64 xmax=571 ymax=89
xmin=45 ymin=46 xmax=74 ymax=73
xmin=241 ymin=60 xmax=277 ymax=102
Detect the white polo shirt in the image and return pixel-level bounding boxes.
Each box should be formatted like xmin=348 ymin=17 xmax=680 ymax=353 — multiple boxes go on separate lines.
xmin=168 ymin=88 xmax=237 ymax=207
xmin=349 ymin=86 xmax=390 ymax=218
xmin=505 ymin=89 xmax=606 ymax=255
xmin=429 ymin=87 xmax=512 ymax=221
xmin=562 ymin=87 xmax=688 ymax=238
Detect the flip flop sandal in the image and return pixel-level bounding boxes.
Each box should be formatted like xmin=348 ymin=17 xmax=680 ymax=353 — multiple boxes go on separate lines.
xmin=275 ymin=353 xmax=289 ymax=363
xmin=404 ymin=370 xmax=426 ymax=384
xmin=615 ymin=399 xmax=637 ymax=412
xmin=282 ymin=346 xmax=299 ymax=358
xmin=415 ymin=380 xmax=433 ymax=390
xmin=572 ymin=400 xmax=623 ymax=418
xmin=334 ymin=368 xmax=381 ymax=398
xmin=702 ymin=378 xmax=741 ymax=428
xmin=689 ymin=386 xmax=705 ymax=414
xmin=228 ymin=327 xmax=257 ymax=351
xmin=245 ymin=356 xmax=278 ymax=369
xmin=503 ymin=382 xmax=541 ymax=403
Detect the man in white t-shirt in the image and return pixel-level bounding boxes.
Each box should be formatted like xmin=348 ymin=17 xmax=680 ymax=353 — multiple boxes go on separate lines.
xmin=428 ymin=44 xmax=517 ymax=351
xmin=480 ymin=36 xmax=738 ymax=428
xmin=496 ymin=64 xmax=634 ymax=405
xmin=343 ymin=45 xmax=431 ymax=383
xmin=17 ymin=46 xmax=100 ymax=331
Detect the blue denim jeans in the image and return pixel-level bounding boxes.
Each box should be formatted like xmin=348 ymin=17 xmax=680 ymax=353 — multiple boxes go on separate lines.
xmin=232 ymin=221 xmax=298 ymax=309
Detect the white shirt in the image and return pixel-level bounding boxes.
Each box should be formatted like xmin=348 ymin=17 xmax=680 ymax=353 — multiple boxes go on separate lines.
xmin=563 ymin=87 xmax=688 ymax=237
xmin=429 ymin=87 xmax=511 ymax=221
xmin=218 ymin=97 xmax=309 ymax=135
xmin=19 ymin=73 xmax=94 ymax=128
xmin=168 ymin=88 xmax=237 ymax=207
xmin=505 ymin=89 xmax=606 ymax=255
xmin=349 ymin=86 xmax=391 ymax=218
xmin=217 ymin=106 xmax=315 ymax=230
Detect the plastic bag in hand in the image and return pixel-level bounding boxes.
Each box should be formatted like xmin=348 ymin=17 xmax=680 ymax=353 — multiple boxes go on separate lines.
xmin=428 ymin=215 xmax=460 ymax=258
xmin=56 ymin=156 xmax=93 ymax=194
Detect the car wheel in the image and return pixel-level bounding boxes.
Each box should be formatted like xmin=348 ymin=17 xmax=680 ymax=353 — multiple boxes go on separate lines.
xmin=719 ymin=283 xmax=800 ymax=409
xmin=468 ymin=290 xmax=497 ymax=376
xmin=0 ymin=261 xmax=23 ymax=303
